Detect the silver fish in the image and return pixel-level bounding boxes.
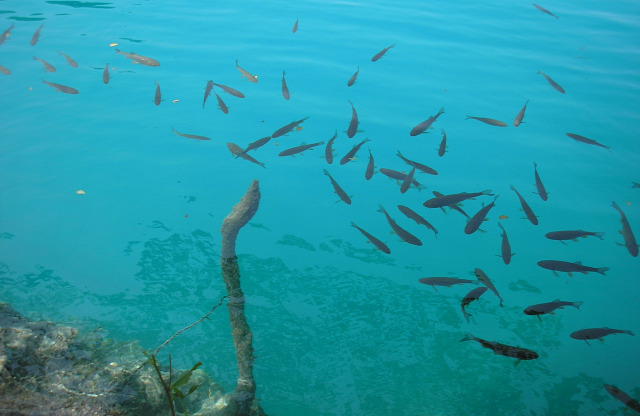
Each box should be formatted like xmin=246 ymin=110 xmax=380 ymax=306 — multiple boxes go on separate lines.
xmin=537 ymin=260 xmax=609 ymax=277
xmin=347 ymin=66 xmax=359 ymax=87
xmin=545 ymin=230 xmax=604 ymax=242
xmin=460 ymin=333 xmax=538 ymax=364
xmin=365 ymin=150 xmax=375 ymax=180
xmin=410 ymin=107 xmax=445 ymax=136
xmin=323 ymin=169 xmax=351 ymax=205
xmin=41 ymin=79 xmax=78 ymax=94
xmin=203 ymin=80 xmax=214 ymax=108
xmin=611 ymin=201 xmax=638 ymax=257
xmin=347 ymin=100 xmax=359 ymax=138
xmin=423 ymin=190 xmax=492 ymax=208
xmin=236 ymin=59 xmax=257 ymax=83
xmin=0 ymin=64 xmax=10 ymax=75
xmin=325 ymin=131 xmax=337 ymax=164
xmin=397 ymin=205 xmax=437 ymax=237
xmin=533 ymin=4 xmax=558 ymax=19
xmin=524 ymin=299 xmax=582 ymax=320
xmin=171 ymin=127 xmax=211 ymax=141
xmin=340 ymin=138 xmax=370 ymax=165
xmin=497 ymin=223 xmax=514 ymax=265
xmin=237 ymin=136 xmax=271 ymax=158
xmin=432 ymin=191 xmax=470 ymax=219
xmin=566 ymin=133 xmax=610 ymax=150
xmin=513 ymin=99 xmax=529 ymax=127
xmin=281 ymin=70 xmax=290 ymax=100
xmin=30 ymin=23 xmax=44 ymax=46
xmin=371 ymin=44 xmax=395 ymax=62
xmin=0 ymin=23 xmax=14 ymax=46
xmin=537 ymin=70 xmax=564 ymax=93
xmin=438 ymin=129 xmax=447 ymax=157
xmin=604 ymin=385 xmax=640 ymax=413
xmin=351 ymin=221 xmax=390 ymax=254
xmin=58 ymin=52 xmax=78 ymax=68
xmin=102 ymin=63 xmax=109 ymax=84
xmin=33 ymin=56 xmax=56 ymax=72
xmin=465 ymin=196 xmax=499 ymax=235
xmin=474 ymin=268 xmax=503 ymax=307
xmin=511 ymin=185 xmax=538 ymax=225
xmin=379 ymin=168 xmax=426 ymax=191
xmin=465 ymin=116 xmax=507 ymax=127
xmin=227 ymin=142 xmax=265 ymax=168
xmin=419 ymin=277 xmax=476 ymax=291
xmin=400 ymin=167 xmax=416 ymax=194
xmin=533 ymin=162 xmax=548 ymax=201
xmin=154 ymin=81 xmax=162 ymax=106
xmin=272 ymin=116 xmax=309 ymax=138
xmin=570 ymin=327 xmax=634 ymax=344
xmin=215 ymin=92 xmax=229 ymax=114
xmin=461 ymin=287 xmax=488 ymax=323
xmin=396 ymin=151 xmax=438 ymax=175
xmin=292 ymin=18 xmax=298 ymax=33
xmin=279 ymin=141 xmax=324 ymax=157
xmin=115 ymin=49 xmax=160 ymax=66
xmin=212 ymin=82 xmax=245 ymax=98
xmin=378 ymin=205 xmax=422 ymax=246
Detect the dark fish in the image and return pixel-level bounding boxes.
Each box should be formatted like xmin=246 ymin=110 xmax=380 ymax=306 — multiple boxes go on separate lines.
xmin=212 ymin=82 xmax=245 ymax=98
xmin=237 ymin=136 xmax=271 ymax=158
xmin=0 ymin=64 xmax=10 ymax=75
xmin=203 ymin=80 xmax=214 ymax=108
xmin=58 ymin=51 xmax=78 ymax=68
xmin=281 ymin=70 xmax=290 ymax=100
xmin=611 ymin=201 xmax=638 ymax=257
xmin=397 ymin=205 xmax=438 ymax=237
xmin=419 ymin=277 xmax=476 ymax=291
xmin=154 ymin=81 xmax=161 ymax=106
xmin=272 ymin=116 xmax=309 ymax=138
xmin=347 ymin=67 xmax=359 ymax=87
xmin=604 ymin=385 xmax=640 ymax=413
xmin=474 ymin=268 xmax=503 ymax=307
xmin=513 ymin=99 xmax=529 ymax=127
xmin=432 ymin=191 xmax=470 ymax=219
xmin=461 ymin=287 xmax=488 ymax=323
xmin=41 ymin=79 xmax=78 ymax=94
xmin=379 ymin=168 xmax=426 ymax=191
xmin=396 ymin=151 xmax=438 ymax=175
xmin=566 ymin=133 xmax=610 ymax=150
xmin=346 ymin=100 xmax=359 ymax=138
xmin=497 ymin=223 xmax=514 ymax=264
xmin=215 ymin=92 xmax=229 ymax=114
xmin=545 ymin=230 xmax=605 ymax=242
xmin=400 ymin=167 xmax=416 ymax=194
xmin=33 ymin=56 xmax=56 ymax=72
xmin=537 ymin=260 xmax=609 ymax=277
xmin=438 ymin=129 xmax=447 ymax=157
xmin=279 ymin=141 xmax=324 ymax=157
xmin=524 ymin=299 xmax=582 ymax=320
xmin=365 ymin=150 xmax=375 ymax=180
xmin=236 ymin=59 xmax=258 ymax=83
xmin=423 ymin=190 xmax=493 ymax=208
xmin=171 ymin=127 xmax=211 ymax=141
xmin=323 ymin=169 xmax=351 ymax=205
xmin=533 ymin=162 xmax=548 ymax=201
xmin=570 ymin=327 xmax=634 ymax=344
xmin=632 ymin=182 xmax=640 ymax=188
xmin=371 ymin=44 xmax=395 ymax=62
xmin=378 ymin=205 xmax=422 ymax=246
xmin=325 ymin=131 xmax=337 ymax=164
xmin=465 ymin=116 xmax=507 ymax=127
xmin=227 ymin=142 xmax=265 ymax=168
xmin=465 ymin=196 xmax=499 ymax=235
xmin=460 ymin=333 xmax=539 ymax=364
xmin=410 ymin=107 xmax=445 ymax=136
xmin=115 ymin=49 xmax=160 ymax=66
xmin=0 ymin=23 xmax=14 ymax=46
xmin=537 ymin=70 xmax=564 ymax=93
xmin=292 ymin=18 xmax=298 ymax=33
xmin=351 ymin=221 xmax=390 ymax=254
xmin=102 ymin=63 xmax=109 ymax=84
xmin=340 ymin=138 xmax=370 ymax=165
xmin=533 ymin=3 xmax=559 ymax=19
xmin=510 ymin=185 xmax=537 ymax=225
xmin=30 ymin=23 xmax=44 ymax=46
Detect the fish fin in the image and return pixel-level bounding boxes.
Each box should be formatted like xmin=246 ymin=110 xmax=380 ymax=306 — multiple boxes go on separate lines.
xmin=459 ymin=333 xmax=475 ymax=342
xmin=560 ymin=240 xmax=568 ymax=246
xmin=572 ymin=301 xmax=584 ymax=309
xmin=623 ymin=330 xmax=635 ymax=336
xmin=537 ymin=315 xmax=541 ymax=322
xmin=568 ymin=272 xmax=573 ymax=278
xmin=594 ymin=232 xmax=605 ymax=239
xmin=513 ymin=360 xmax=521 ymax=367
xmin=597 ymin=267 xmax=609 ymax=275
xmin=552 ymin=270 xmax=559 ymax=277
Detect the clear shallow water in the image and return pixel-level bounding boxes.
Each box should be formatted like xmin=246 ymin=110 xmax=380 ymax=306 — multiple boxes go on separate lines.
xmin=1 ymin=0 xmax=639 ymax=415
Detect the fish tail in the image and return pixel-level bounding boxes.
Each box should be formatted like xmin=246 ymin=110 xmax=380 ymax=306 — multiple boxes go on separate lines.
xmin=377 ymin=204 xmax=385 ymax=214
xmin=623 ymin=330 xmax=635 ymax=336
xmin=572 ymin=301 xmax=584 ymax=310
xmin=482 ymin=189 xmax=493 ymax=195
xmin=323 ymin=169 xmax=330 ymax=177
xmin=597 ymin=267 xmax=610 ymax=275
xmin=465 ymin=116 xmax=473 ymax=120
xmin=594 ymin=232 xmax=605 ymax=239
xmin=459 ymin=332 xmax=475 ymax=342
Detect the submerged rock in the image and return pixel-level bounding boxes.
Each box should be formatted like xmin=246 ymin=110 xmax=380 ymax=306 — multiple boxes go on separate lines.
xmin=0 ymin=302 xmax=225 ymax=415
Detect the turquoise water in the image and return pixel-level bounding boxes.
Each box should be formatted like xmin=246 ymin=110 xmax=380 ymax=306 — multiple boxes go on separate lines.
xmin=1 ymin=0 xmax=639 ymax=414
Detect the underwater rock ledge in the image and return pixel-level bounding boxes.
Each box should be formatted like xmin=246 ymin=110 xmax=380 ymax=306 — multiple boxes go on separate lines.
xmin=0 ymin=302 xmax=226 ymax=416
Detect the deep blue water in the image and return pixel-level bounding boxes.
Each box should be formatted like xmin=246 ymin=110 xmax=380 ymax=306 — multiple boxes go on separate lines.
xmin=1 ymin=0 xmax=639 ymax=415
